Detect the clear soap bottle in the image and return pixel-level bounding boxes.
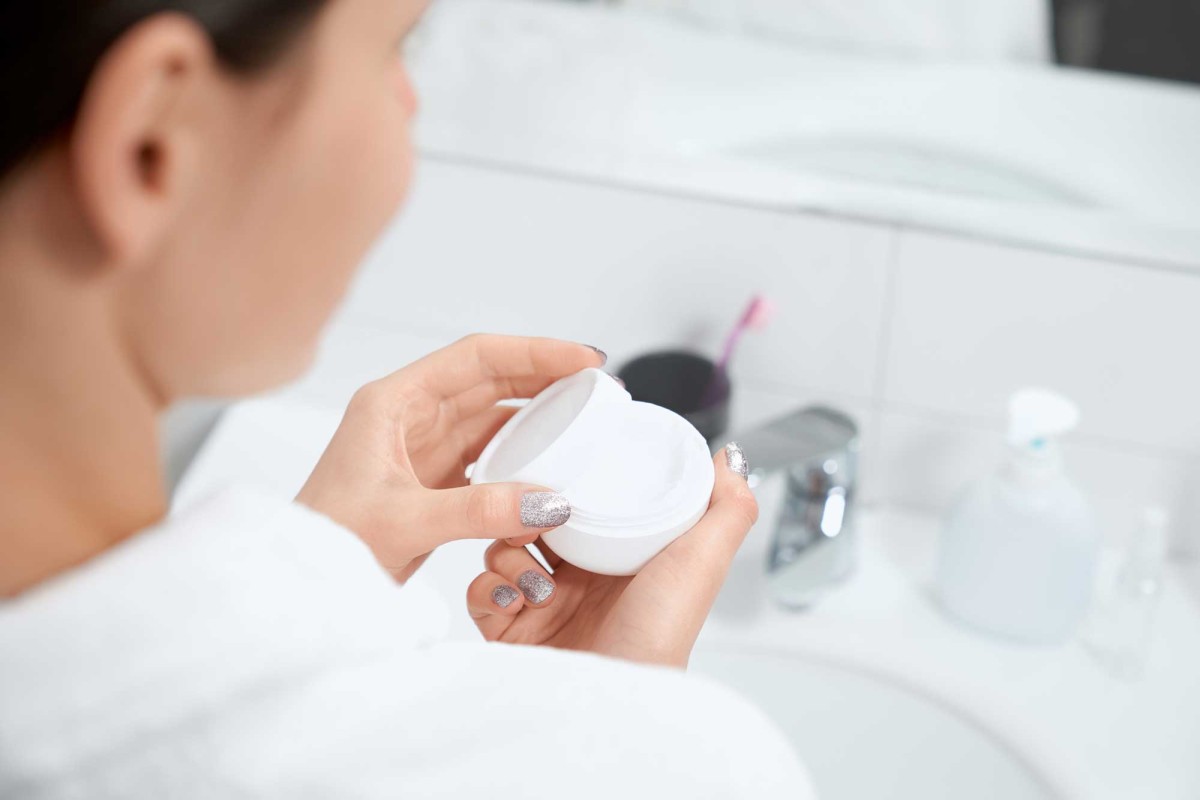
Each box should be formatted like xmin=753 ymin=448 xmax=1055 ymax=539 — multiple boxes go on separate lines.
xmin=937 ymin=389 xmax=1100 ymax=644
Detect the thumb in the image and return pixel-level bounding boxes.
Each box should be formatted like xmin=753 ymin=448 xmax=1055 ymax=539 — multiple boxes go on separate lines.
xmin=669 ymin=443 xmax=758 ymax=567
xmin=408 ymin=482 xmax=572 ymax=550
xmin=641 ymin=443 xmax=758 ymax=606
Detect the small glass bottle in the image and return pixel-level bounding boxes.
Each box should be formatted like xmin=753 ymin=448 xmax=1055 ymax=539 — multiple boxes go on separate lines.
xmin=1085 ymin=508 xmax=1169 ymax=680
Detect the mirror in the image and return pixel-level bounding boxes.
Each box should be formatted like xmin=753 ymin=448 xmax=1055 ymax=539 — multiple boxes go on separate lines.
xmin=626 ymin=0 xmax=1200 ymax=84
xmin=407 ymin=0 xmax=1200 ymax=269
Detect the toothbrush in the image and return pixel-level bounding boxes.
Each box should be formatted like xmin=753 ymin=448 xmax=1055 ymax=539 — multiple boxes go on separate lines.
xmin=701 ymin=294 xmax=775 ymax=406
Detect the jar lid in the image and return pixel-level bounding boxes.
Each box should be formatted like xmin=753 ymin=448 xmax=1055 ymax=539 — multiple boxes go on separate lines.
xmin=470 ymin=369 xmax=714 ymax=536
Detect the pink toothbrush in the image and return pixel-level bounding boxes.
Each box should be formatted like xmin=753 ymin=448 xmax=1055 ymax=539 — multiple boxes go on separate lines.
xmin=701 ymin=294 xmax=775 ymax=406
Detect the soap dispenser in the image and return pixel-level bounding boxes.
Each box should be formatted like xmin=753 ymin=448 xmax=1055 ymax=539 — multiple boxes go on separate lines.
xmin=936 ymin=389 xmax=1100 ymax=644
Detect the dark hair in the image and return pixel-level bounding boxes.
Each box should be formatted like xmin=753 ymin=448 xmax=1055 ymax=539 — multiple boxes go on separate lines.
xmin=0 ymin=0 xmax=328 ymax=179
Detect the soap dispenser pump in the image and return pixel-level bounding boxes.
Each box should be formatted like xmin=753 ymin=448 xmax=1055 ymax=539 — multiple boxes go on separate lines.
xmin=936 ymin=389 xmax=1100 ymax=644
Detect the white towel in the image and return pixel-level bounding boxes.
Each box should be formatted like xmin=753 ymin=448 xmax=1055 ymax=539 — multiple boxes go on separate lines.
xmin=0 ymin=487 xmax=812 ymax=799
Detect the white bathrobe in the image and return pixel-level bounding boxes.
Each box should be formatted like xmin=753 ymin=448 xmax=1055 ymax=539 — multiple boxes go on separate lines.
xmin=0 ymin=488 xmax=812 ymax=799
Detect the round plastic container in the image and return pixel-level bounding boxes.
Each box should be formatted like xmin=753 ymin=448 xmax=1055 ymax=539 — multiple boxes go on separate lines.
xmin=470 ymin=368 xmax=715 ymax=575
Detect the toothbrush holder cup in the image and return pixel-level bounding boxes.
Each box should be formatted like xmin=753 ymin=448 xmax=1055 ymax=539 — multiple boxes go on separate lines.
xmin=616 ymin=350 xmax=731 ymax=445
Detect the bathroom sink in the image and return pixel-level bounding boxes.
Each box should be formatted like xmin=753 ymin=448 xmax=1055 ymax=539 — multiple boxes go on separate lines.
xmin=181 ymin=395 xmax=1200 ymax=800
xmin=690 ymin=647 xmax=1056 ymax=800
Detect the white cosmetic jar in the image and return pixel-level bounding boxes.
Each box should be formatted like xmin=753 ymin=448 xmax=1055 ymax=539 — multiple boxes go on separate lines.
xmin=470 ymin=368 xmax=716 ymax=575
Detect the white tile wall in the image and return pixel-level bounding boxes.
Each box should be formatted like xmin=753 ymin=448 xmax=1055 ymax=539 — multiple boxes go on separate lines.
xmin=172 ymin=157 xmax=1199 ymax=558
xmin=281 ymin=314 xmax=877 ymax=462
xmin=871 ymin=409 xmax=1196 ymax=548
xmin=882 ymin=232 xmax=1200 ymax=454
xmin=341 ymin=159 xmax=894 ymax=402
xmin=879 ymin=231 xmax=1200 ymax=555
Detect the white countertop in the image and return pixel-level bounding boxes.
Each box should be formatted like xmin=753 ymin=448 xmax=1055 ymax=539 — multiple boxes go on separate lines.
xmin=177 ymin=379 xmax=1200 ymax=800
xmin=407 ymin=0 xmax=1200 ymax=271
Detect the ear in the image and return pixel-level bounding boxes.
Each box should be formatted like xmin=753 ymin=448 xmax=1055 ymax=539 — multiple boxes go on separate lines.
xmin=69 ymin=13 xmax=216 ymax=267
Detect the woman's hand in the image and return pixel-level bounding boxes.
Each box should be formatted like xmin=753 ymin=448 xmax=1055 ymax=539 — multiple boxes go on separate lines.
xmin=466 ymin=443 xmax=756 ymax=668
xmin=297 ymin=334 xmax=606 ymax=583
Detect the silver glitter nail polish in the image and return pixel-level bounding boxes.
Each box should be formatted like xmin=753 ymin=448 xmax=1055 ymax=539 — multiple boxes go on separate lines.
xmin=492 ymin=585 xmax=520 ymax=608
xmin=725 ymin=441 xmax=749 ymax=478
xmin=586 ymin=345 xmax=609 ymax=365
xmin=517 ymin=570 xmax=555 ymax=604
xmin=520 ymin=491 xmax=571 ymax=528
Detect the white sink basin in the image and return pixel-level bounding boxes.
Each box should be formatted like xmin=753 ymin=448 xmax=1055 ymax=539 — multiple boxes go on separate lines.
xmin=690 ymin=646 xmax=1056 ymax=800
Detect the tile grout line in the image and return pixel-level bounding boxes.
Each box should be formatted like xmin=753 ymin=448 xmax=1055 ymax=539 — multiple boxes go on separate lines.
xmin=862 ymin=226 xmax=906 ymax=503
xmin=869 ymin=225 xmax=904 ymax=413
xmin=420 ymin=150 xmax=1200 ymax=278
xmin=883 ymin=401 xmax=1200 ymax=466
xmin=335 ymin=309 xmax=1197 ymax=467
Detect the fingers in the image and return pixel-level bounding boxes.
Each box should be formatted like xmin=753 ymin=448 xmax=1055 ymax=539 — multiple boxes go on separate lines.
xmin=439 ymin=376 xmax=573 ymax=423
xmin=599 ymin=444 xmax=754 ymax=665
xmin=653 ymin=443 xmax=758 ymax=595
xmin=391 ymin=552 xmax=431 ymax=584
xmin=413 ymin=404 xmax=521 ymax=490
xmin=396 ymin=334 xmax=606 ymax=417
xmin=454 ymin=405 xmax=520 ymax=468
xmin=467 ymin=570 xmax=525 ymax=640
xmin=485 ymin=540 xmax=558 ymax=608
xmin=530 ymin=535 xmax=563 ymax=570
xmin=408 ymin=482 xmax=572 ymax=551
xmin=696 ymin=442 xmax=758 ymax=559
xmin=466 ymin=542 xmax=560 ymax=641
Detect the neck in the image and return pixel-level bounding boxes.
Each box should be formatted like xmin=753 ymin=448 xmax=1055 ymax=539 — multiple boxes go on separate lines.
xmin=0 ymin=190 xmax=166 ymax=598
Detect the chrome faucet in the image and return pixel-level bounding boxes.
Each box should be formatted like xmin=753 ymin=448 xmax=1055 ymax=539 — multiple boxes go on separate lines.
xmin=735 ymin=407 xmax=860 ymax=608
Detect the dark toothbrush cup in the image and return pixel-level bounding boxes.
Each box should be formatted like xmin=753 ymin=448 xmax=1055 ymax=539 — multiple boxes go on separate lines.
xmin=616 ymin=351 xmax=731 ymax=445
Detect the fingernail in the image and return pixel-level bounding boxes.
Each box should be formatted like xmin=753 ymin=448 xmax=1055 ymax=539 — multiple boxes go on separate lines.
xmin=725 ymin=441 xmax=749 ymax=478
xmin=520 ymin=491 xmax=571 ymax=528
xmin=517 ymin=570 xmax=555 ymax=604
xmin=585 ymin=345 xmax=608 ymax=366
xmin=492 ymin=585 xmax=520 ymax=608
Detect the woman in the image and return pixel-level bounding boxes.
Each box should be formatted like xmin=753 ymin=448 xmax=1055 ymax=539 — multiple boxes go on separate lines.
xmin=0 ymin=1 xmax=812 ymax=797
